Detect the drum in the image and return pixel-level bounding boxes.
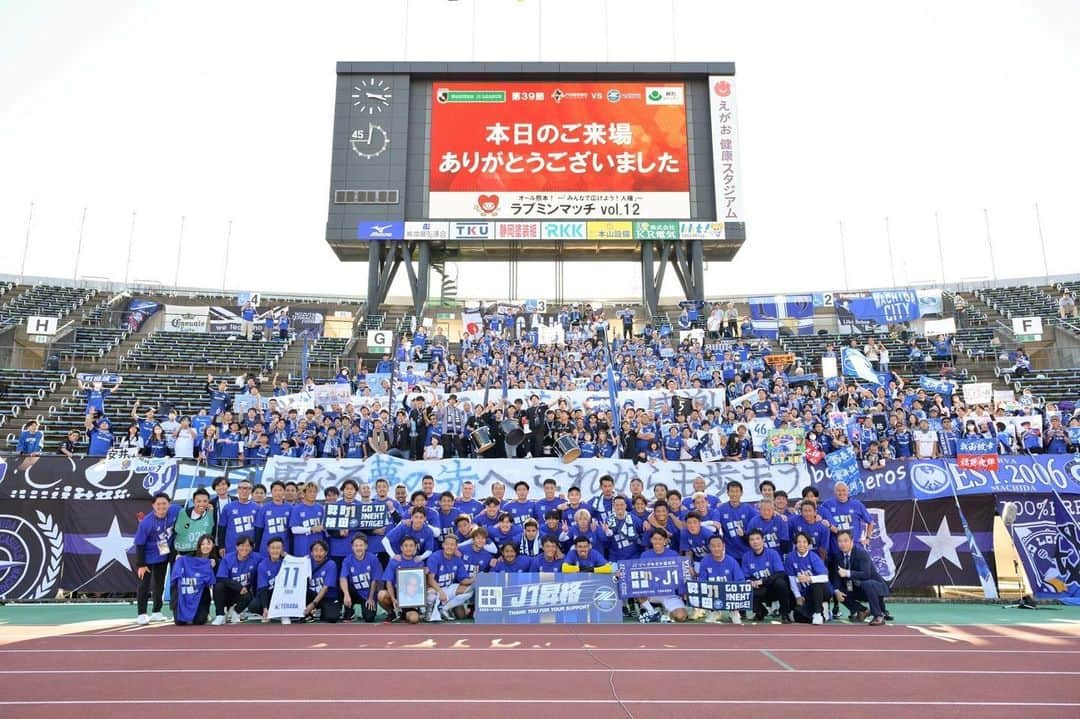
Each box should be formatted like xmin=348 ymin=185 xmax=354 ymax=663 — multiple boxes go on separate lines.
xmin=501 ymin=419 xmax=525 ymax=447
xmin=554 ymin=435 xmax=581 ymax=464
xmin=470 ymin=426 xmax=495 ymax=454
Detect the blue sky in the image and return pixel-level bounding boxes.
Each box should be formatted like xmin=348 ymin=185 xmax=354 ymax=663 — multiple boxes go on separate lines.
xmin=1 ymin=0 xmax=1077 ymax=300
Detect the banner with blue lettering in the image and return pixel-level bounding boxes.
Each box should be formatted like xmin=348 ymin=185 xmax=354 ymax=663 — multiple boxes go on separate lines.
xmin=748 ymin=294 xmax=814 ymax=339
xmin=835 ymin=290 xmax=922 ymax=327
xmin=686 ymin=580 xmax=754 ymax=612
xmin=355 ymin=502 xmax=389 ymax=530
xmin=473 ymin=572 xmax=622 ymax=624
xmin=825 ymin=447 xmax=861 ymax=490
xmin=615 ymin=555 xmax=686 ymax=598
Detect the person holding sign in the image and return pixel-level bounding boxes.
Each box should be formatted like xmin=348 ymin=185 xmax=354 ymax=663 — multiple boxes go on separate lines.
xmin=631 ymin=529 xmax=689 ymax=623
xmin=696 ymin=535 xmax=745 ymax=624
xmin=831 ymin=530 xmax=892 ymax=626
xmin=378 ymin=536 xmax=425 ymax=624
xmin=741 ymin=529 xmax=793 ymax=623
xmin=784 ymin=532 xmax=830 ymax=625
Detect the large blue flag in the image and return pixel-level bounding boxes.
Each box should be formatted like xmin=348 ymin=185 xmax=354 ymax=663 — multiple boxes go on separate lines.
xmin=841 ymin=347 xmax=882 ymax=387
xmin=748 ymin=294 xmax=814 ymax=338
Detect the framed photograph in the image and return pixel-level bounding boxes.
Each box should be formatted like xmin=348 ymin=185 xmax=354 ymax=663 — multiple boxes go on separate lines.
xmin=396 ymin=567 xmax=427 ymax=609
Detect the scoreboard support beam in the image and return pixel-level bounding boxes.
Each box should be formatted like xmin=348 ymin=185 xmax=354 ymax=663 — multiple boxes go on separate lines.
xmin=640 ymin=240 xmax=706 ymax=317
xmin=366 ymin=241 xmax=431 ymax=318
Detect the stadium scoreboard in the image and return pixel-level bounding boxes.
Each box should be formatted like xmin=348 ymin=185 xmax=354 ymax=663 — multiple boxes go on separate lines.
xmin=326 ymin=62 xmax=744 ymax=262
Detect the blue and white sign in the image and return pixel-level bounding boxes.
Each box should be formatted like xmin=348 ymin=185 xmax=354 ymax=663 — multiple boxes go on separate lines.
xmin=958 ymin=437 xmax=997 ymax=457
xmin=452 ymin=221 xmax=492 ymax=240
xmin=686 ymin=580 xmax=753 ymax=611
xmin=474 ymin=573 xmax=622 ymax=624
xmin=841 ymin=347 xmax=883 ymax=386
xmin=541 ymin=222 xmax=586 ymax=240
xmin=357 ymin=221 xmax=404 ymax=240
xmin=615 ymin=555 xmax=685 ymax=598
xmin=835 ymin=290 xmax=922 ymax=325
xmin=825 ymin=447 xmax=861 ymax=488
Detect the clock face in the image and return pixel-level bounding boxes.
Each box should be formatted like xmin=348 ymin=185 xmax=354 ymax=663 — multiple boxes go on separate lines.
xmin=350 ymin=124 xmax=389 ymax=159
xmin=351 ymin=77 xmax=393 ymax=115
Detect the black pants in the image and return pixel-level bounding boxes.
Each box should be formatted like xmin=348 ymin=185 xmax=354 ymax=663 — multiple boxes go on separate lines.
xmin=530 ymin=433 xmax=546 ymax=458
xmin=752 ymin=573 xmax=792 ymax=618
xmin=839 ymin=579 xmax=889 ymax=618
xmin=247 ymin=587 xmax=273 ymax=616
xmin=622 ymin=324 xmax=633 ymax=340
xmin=212 ymin=583 xmax=253 ymax=616
xmin=136 ymin=562 xmax=169 ymax=615
xmin=792 ymin=583 xmax=828 ymax=622
xmin=171 ymin=588 xmax=211 ymax=625
xmin=306 ymin=590 xmax=341 ymax=623
xmin=410 ymin=435 xmax=425 ymax=460
xmin=343 ymin=587 xmax=378 ymax=622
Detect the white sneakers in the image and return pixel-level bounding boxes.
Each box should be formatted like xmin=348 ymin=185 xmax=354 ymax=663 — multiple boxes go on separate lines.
xmin=812 ymin=612 xmax=825 ymax=625
xmin=149 ymin=612 xmax=166 ymax=622
xmin=135 ymin=614 xmax=149 ymax=625
xmin=281 ymin=617 xmax=291 ymax=625
xmin=730 ymin=612 xmax=742 ymax=625
xmin=226 ymin=609 xmax=241 ymax=624
xmin=211 ymin=615 xmax=226 ymax=626
xmin=427 ymin=604 xmax=443 ymax=622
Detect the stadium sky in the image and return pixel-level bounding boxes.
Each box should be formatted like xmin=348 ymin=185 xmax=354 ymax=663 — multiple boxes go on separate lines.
xmin=1 ymin=0 xmax=1078 ymax=303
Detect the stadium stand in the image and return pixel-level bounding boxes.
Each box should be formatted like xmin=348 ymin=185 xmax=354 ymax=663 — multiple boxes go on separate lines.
xmin=118 ymin=331 xmax=288 ymax=373
xmin=0 ymin=284 xmax=95 ymax=329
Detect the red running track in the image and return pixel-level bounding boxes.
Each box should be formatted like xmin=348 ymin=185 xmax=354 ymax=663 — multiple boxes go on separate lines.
xmin=1 ymin=622 xmax=1078 ymax=719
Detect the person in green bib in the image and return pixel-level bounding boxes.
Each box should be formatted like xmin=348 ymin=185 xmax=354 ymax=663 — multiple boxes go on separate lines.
xmin=174 ymin=488 xmax=216 ymax=555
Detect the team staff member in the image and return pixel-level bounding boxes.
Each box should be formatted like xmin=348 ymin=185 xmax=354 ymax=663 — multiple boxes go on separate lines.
xmin=741 ymin=529 xmax=793 ymax=623
xmin=132 ymin=492 xmax=180 ymax=625
xmin=212 ymin=536 xmax=259 ymax=625
xmin=304 ymin=541 xmax=341 ymax=623
xmin=784 ymin=531 xmax=830 ymax=625
xmin=831 ymin=530 xmax=892 ymax=625
xmin=340 ymin=535 xmax=381 ymax=623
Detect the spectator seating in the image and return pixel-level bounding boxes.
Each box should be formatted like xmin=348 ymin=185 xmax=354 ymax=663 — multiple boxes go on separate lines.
xmin=1004 ymin=367 xmax=1079 ymax=406
xmin=119 ymin=331 xmax=288 ymax=373
xmin=303 ymin=337 xmax=351 ymax=373
xmin=0 ymin=284 xmax=96 ymax=329
xmin=53 ymin=326 xmax=130 ymax=363
xmin=0 ymin=368 xmax=67 ymax=432
xmin=975 ymin=285 xmax=1058 ymax=320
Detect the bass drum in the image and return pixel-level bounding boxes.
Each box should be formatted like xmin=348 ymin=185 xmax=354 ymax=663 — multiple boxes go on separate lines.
xmin=501 ymin=419 xmax=525 ymax=447
xmin=554 ymin=435 xmax=581 ymax=464
xmin=470 ymin=426 xmax=495 ymax=454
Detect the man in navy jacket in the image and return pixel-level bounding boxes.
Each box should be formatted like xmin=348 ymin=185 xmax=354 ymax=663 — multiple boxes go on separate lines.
xmin=830 ymin=530 xmax=892 ymax=625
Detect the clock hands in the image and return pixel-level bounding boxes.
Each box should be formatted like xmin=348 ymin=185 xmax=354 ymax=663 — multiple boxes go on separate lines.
xmin=365 ymin=93 xmax=390 ymax=102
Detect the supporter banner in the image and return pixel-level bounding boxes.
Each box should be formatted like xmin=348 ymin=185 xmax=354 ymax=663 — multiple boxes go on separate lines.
xmin=962 ymin=382 xmax=993 ymax=406
xmin=292 ymin=310 xmax=325 ymax=340
xmin=923 ymin=317 xmax=956 ymax=336
xmin=121 ymin=299 xmax=160 ymax=332
xmin=919 ymin=376 xmax=955 ymax=397
xmin=686 ymin=580 xmax=754 ymax=612
xmin=474 ymin=572 xmax=622 ymax=624
xmin=998 ymin=493 xmax=1080 ymax=604
xmin=232 ymin=394 xmax=270 ymax=414
xmin=825 ymin=447 xmax=861 ymax=489
xmin=835 ymin=290 xmax=921 ymax=327
xmin=916 ymin=289 xmax=943 ymax=316
xmin=808 ymin=455 xmax=1080 ymax=503
xmin=841 ymin=348 xmax=883 ymax=386
xmin=0 ymin=498 xmax=150 ymax=599
xmin=163 ymin=305 xmax=209 ymax=333
xmin=868 ymin=496 xmax=997 ymax=589
xmin=208 ymin=306 xmax=242 ymax=334
xmin=77 ymin=372 xmax=122 ymax=385
xmin=0 ymin=456 xmax=178 ymax=501
xmin=764 ymin=352 xmax=796 ymax=368
xmin=744 ymin=418 xmax=774 ymax=454
xmin=323 ymin=503 xmax=356 ymax=531
xmin=958 ymin=437 xmax=999 ymax=472
xmin=261 ymin=456 xmax=810 ymax=505
xmin=765 ymin=428 xmax=805 ymax=465
xmin=615 ymin=555 xmax=685 ymax=598
xmin=313 ymin=384 xmax=353 ymax=409
xmin=748 ymin=295 xmax=813 ymax=339
xmin=729 ymin=388 xmax=759 ymax=410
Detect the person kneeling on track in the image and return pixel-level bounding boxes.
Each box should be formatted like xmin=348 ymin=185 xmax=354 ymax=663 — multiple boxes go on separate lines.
xmin=340 ymin=534 xmax=381 ymax=623
xmin=212 ymin=536 xmax=259 ymax=625
xmin=304 ymin=540 xmax=341 ymax=623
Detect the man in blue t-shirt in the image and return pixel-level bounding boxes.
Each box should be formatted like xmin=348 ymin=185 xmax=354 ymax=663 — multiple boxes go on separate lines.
xmin=425 ymin=534 xmax=474 ymax=621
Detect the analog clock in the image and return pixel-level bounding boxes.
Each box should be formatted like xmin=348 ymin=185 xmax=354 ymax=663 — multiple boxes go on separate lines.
xmin=351 ymin=77 xmax=393 ymax=115
xmin=350 ymin=124 xmax=389 ymax=159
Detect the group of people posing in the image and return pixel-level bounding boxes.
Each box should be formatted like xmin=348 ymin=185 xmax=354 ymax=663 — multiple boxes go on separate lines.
xmin=132 ymin=473 xmax=892 ymax=628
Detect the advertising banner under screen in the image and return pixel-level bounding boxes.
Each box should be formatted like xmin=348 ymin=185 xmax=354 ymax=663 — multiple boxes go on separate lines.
xmin=429 ymin=82 xmax=690 ymax=220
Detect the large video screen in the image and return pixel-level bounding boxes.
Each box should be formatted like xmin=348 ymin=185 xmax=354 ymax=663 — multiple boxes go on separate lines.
xmin=428 ymin=81 xmax=690 ymax=220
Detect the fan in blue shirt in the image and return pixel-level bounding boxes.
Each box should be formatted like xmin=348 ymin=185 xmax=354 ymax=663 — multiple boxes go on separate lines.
xmin=425 ymin=535 xmax=474 ymax=621
xmin=820 ymin=482 xmax=874 ymax=556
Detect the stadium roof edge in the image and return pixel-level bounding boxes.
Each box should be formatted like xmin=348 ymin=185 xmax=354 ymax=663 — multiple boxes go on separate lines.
xmin=335 ymin=61 xmax=736 ymax=76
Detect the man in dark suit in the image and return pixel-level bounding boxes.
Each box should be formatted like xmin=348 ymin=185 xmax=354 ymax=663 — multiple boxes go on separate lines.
xmin=830 ymin=530 xmax=892 ymax=625
xmin=524 ymin=394 xmax=548 ymax=459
